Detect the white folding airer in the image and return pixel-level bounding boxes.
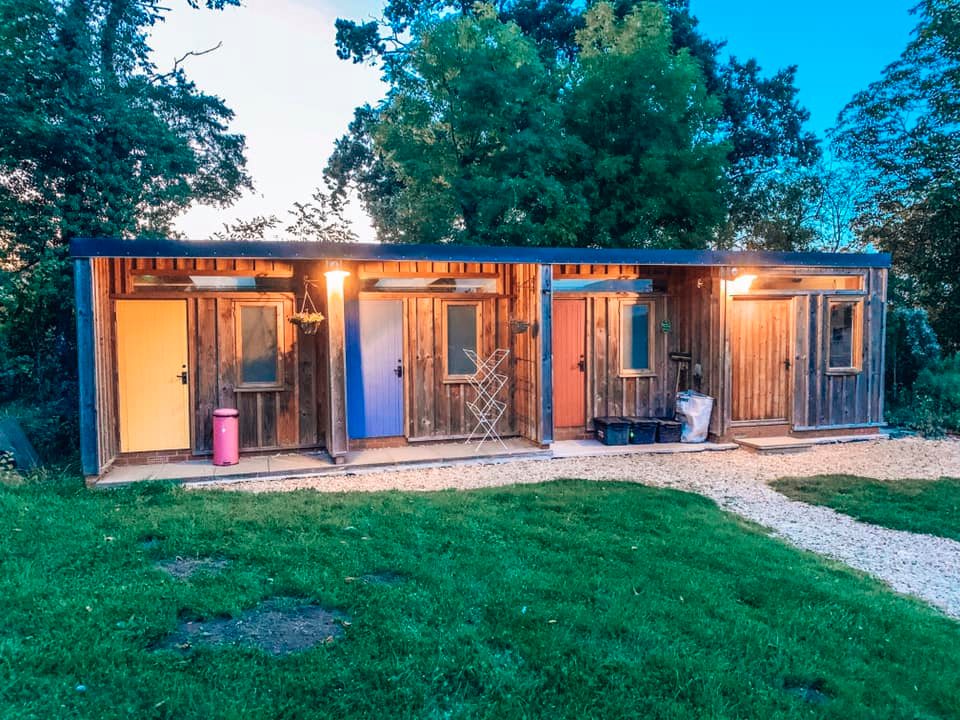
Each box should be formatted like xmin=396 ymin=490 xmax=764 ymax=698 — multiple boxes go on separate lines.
xmin=464 ymin=348 xmax=510 ymax=452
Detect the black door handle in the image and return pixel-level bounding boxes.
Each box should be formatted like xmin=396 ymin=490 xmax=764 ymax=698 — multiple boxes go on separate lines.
xmin=577 ymin=355 xmax=586 ymax=372
xmin=784 ymin=359 xmax=791 ymax=371
xmin=178 ymin=368 xmax=188 ymax=385
xmin=394 ymin=362 xmax=403 ymax=378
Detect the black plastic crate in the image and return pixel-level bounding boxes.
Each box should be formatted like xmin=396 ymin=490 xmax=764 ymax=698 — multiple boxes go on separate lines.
xmin=656 ymin=418 xmax=682 ymax=443
xmin=594 ymin=417 xmax=630 ymax=446
xmin=622 ymin=417 xmax=658 ymax=445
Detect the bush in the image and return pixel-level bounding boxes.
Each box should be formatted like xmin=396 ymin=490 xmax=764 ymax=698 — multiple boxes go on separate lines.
xmin=885 ymin=305 xmax=941 ymax=399
xmin=887 ymin=353 xmax=960 ymax=437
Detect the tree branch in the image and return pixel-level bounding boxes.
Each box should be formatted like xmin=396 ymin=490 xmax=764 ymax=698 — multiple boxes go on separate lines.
xmin=150 ymin=42 xmax=223 ymax=83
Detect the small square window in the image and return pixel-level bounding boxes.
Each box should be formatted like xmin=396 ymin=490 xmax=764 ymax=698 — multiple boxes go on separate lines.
xmin=444 ymin=302 xmax=479 ymax=379
xmin=237 ymin=302 xmax=283 ymax=386
xmin=828 ymin=300 xmax=862 ymax=372
xmin=621 ymin=302 xmax=654 ymax=375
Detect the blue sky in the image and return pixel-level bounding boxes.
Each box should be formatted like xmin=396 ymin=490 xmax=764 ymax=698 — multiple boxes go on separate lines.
xmin=691 ymin=1 xmax=915 ymax=136
xmin=150 ymin=0 xmax=916 ymax=239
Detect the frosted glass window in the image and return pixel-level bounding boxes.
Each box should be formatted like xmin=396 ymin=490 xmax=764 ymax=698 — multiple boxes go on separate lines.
xmin=240 ymin=304 xmax=279 ymax=384
xmin=621 ymin=303 xmax=651 ymax=372
xmin=446 ymin=304 xmax=478 ymax=377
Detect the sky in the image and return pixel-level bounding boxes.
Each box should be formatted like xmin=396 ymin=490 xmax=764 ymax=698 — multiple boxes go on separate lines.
xmin=148 ymin=0 xmax=916 ymax=242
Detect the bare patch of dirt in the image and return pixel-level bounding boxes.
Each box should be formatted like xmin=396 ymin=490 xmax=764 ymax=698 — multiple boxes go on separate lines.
xmin=156 ymin=556 xmax=229 ymax=580
xmin=155 ymin=598 xmax=349 ymax=656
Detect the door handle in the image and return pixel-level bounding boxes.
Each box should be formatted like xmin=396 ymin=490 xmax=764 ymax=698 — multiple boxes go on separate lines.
xmin=394 ymin=362 xmax=403 ymax=378
xmin=784 ymin=359 xmax=791 ymax=371
xmin=178 ymin=366 xmax=188 ymax=385
xmin=577 ymin=355 xmax=586 ymax=372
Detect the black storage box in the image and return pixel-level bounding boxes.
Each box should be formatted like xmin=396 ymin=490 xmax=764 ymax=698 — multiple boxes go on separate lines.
xmin=594 ymin=417 xmax=631 ymax=446
xmin=623 ymin=417 xmax=658 ymax=444
xmin=656 ymin=418 xmax=682 ymax=443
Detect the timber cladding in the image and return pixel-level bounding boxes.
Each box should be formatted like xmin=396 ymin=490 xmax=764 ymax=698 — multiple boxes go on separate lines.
xmin=349 ymin=260 xmax=519 ymax=441
xmin=92 ymin=257 xmax=326 ymax=463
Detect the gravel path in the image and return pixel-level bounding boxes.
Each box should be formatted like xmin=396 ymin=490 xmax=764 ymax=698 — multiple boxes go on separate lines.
xmin=208 ymin=437 xmax=960 ymax=618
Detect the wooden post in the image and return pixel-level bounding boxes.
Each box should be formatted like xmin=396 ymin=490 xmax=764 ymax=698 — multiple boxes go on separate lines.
xmin=539 ymin=264 xmax=554 ymax=445
xmin=323 ymin=263 xmax=349 ymax=462
xmin=74 ymin=258 xmax=100 ymax=477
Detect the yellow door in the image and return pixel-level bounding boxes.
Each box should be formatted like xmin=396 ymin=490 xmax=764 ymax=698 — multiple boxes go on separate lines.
xmin=116 ymin=300 xmax=190 ymax=452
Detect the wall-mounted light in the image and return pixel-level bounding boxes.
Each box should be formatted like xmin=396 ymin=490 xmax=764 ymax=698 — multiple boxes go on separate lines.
xmin=324 ymin=260 xmax=350 ymax=287
xmin=728 ymin=273 xmax=757 ymax=294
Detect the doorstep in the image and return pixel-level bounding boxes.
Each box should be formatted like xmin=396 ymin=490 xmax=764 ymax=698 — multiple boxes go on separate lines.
xmin=736 ymin=433 xmax=887 ymax=455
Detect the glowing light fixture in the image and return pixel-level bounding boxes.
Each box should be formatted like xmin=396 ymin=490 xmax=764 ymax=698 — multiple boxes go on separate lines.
xmin=728 ymin=273 xmax=757 ymax=294
xmin=324 ymin=260 xmax=350 ymax=285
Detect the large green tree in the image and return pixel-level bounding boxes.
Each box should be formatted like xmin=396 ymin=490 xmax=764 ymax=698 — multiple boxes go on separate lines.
xmin=833 ymin=0 xmax=960 ymax=348
xmin=0 ymin=0 xmax=250 ymax=457
xmin=565 ymin=3 xmax=726 ymax=247
xmin=330 ymin=2 xmax=728 ymax=247
xmin=331 ymin=0 xmax=819 ymax=248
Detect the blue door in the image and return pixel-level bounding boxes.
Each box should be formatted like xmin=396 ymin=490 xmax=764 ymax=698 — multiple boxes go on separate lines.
xmin=346 ymin=299 xmax=404 ymax=438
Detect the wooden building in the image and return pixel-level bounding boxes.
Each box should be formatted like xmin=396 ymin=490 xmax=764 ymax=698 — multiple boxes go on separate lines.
xmin=71 ymin=239 xmax=890 ymax=478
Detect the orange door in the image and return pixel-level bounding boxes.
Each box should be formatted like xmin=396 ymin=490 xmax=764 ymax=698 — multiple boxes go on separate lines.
xmin=730 ymin=298 xmax=793 ymax=422
xmin=553 ymin=299 xmax=586 ymax=428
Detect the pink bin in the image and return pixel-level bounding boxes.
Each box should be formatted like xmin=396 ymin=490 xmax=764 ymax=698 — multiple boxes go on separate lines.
xmin=212 ymin=408 xmax=240 ymax=466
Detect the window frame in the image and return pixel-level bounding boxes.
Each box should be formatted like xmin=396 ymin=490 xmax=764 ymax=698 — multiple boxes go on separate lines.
xmin=619 ymin=299 xmax=657 ymax=378
xmin=826 ymin=297 xmax=863 ymax=375
xmin=441 ymin=300 xmax=481 ymax=383
xmin=234 ymin=300 xmax=285 ymax=389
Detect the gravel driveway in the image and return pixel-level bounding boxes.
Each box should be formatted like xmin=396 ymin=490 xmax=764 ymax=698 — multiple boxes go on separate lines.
xmin=210 ymin=437 xmax=960 ymax=618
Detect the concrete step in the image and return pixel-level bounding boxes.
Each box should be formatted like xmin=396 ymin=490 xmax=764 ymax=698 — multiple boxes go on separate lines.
xmin=736 ymin=436 xmax=813 ymax=454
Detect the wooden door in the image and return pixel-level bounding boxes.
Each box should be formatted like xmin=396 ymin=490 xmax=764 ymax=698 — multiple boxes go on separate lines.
xmin=115 ymin=300 xmax=190 ymax=452
xmin=346 ymin=299 xmax=404 ymax=438
xmin=553 ymin=299 xmax=587 ymax=428
xmin=730 ymin=298 xmax=793 ymax=422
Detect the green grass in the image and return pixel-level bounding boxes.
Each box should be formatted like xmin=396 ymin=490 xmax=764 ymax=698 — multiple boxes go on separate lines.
xmin=2 ymin=477 xmax=960 ymax=719
xmin=772 ymin=475 xmax=960 ymax=541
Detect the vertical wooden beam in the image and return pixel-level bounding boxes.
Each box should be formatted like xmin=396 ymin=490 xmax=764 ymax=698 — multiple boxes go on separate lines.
xmin=539 ymin=264 xmax=554 ymax=445
xmin=74 ymin=258 xmax=100 ymax=477
xmin=323 ymin=265 xmax=349 ymax=462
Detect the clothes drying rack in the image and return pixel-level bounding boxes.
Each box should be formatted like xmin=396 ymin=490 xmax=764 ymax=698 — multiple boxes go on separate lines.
xmin=464 ymin=348 xmax=510 ymax=452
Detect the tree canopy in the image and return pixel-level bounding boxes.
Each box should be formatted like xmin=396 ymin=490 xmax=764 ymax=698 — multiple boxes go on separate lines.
xmin=833 ymin=0 xmax=960 ymax=348
xmin=330 ymin=0 xmax=820 ymax=248
xmin=0 ymin=0 xmax=250 ymax=455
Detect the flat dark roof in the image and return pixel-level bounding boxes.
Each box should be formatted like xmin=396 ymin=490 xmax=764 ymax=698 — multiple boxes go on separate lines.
xmin=70 ymin=237 xmax=891 ymax=268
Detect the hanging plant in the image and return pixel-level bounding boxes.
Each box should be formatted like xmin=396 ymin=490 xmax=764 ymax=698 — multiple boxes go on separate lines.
xmin=290 ymin=281 xmax=325 ymax=335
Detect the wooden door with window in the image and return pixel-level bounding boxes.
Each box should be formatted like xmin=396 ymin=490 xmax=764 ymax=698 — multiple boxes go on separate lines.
xmin=553 ymin=298 xmax=587 ymax=428
xmin=730 ymin=298 xmax=793 ymax=422
xmin=115 ymin=299 xmax=190 ymax=452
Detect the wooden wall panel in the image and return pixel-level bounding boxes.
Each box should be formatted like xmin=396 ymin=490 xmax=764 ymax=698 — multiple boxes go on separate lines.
xmin=104 ymin=258 xmax=325 ymax=455
xmin=405 ymin=295 xmax=514 ymax=440
xmin=90 ymin=258 xmax=119 ymax=471
xmin=510 ymin=264 xmax=541 ymax=442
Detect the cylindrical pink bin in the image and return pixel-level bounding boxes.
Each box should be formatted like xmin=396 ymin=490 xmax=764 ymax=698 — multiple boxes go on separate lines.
xmin=212 ymin=408 xmax=240 ymax=466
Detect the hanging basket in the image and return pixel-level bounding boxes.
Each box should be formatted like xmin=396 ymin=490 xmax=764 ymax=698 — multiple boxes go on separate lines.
xmin=290 ymin=281 xmax=325 ymax=334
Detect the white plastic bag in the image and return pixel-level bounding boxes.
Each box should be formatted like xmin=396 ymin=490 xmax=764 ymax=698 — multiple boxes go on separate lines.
xmin=675 ymin=391 xmax=714 ymax=443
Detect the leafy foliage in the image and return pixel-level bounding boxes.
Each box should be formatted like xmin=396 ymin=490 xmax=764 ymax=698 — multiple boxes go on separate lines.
xmin=833 ymin=0 xmax=960 ymax=348
xmin=0 ymin=0 xmax=249 ymax=459
xmin=565 ymin=3 xmax=726 ymax=247
xmin=329 ymin=0 xmax=820 ymax=248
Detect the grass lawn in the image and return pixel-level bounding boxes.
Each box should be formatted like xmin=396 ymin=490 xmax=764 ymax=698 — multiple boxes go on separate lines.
xmin=2 ymin=477 xmax=960 ymax=719
xmin=772 ymin=475 xmax=960 ymax=541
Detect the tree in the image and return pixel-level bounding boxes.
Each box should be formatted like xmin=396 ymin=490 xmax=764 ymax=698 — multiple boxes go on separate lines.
xmin=565 ymin=3 xmax=727 ymax=247
xmin=833 ymin=0 xmax=960 ymax=348
xmin=330 ymin=0 xmax=820 ymax=247
xmin=0 ymin=0 xmax=250 ymax=458
xmin=353 ymin=5 xmax=581 ymax=245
